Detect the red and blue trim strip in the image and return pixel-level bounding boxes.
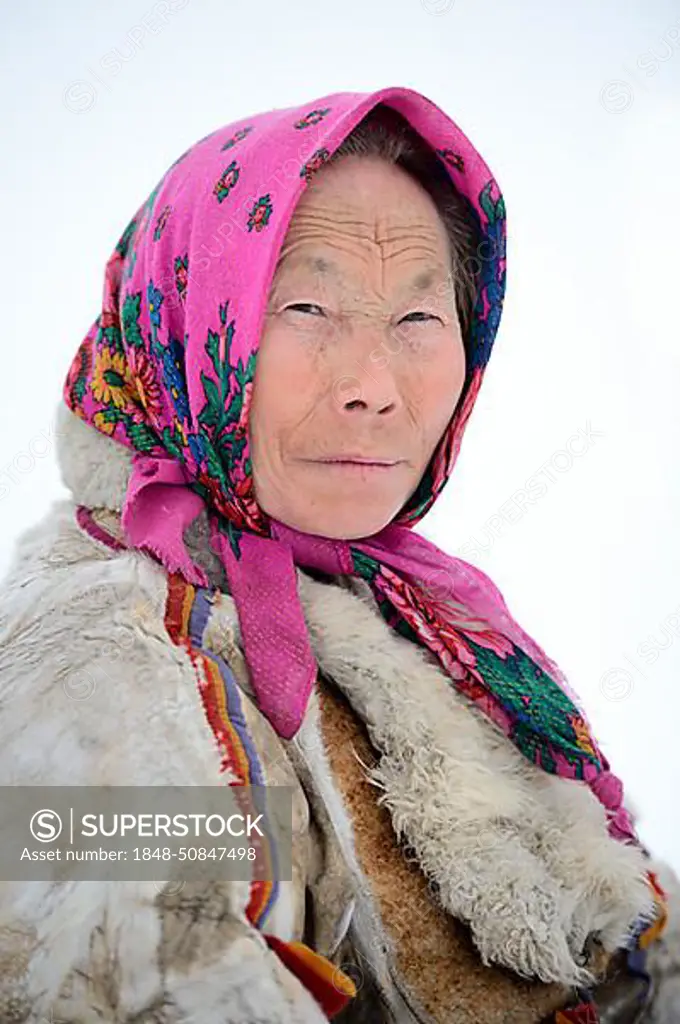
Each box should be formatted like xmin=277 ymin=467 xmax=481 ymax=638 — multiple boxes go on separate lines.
xmin=164 ymin=573 xmax=279 ymax=929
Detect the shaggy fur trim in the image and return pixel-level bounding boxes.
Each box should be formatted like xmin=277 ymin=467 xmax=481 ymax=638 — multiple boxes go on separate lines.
xmin=290 ymin=573 xmax=657 ymax=988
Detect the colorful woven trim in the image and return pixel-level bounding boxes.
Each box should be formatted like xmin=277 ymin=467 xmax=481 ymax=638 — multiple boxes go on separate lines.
xmin=164 ymin=572 xmax=279 ymax=929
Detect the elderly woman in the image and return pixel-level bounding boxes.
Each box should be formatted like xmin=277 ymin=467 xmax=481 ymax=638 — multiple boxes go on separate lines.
xmin=0 ymin=87 xmax=677 ymax=1024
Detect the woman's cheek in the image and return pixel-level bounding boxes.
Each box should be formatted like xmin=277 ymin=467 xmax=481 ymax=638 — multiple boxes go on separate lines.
xmin=424 ymin=356 xmax=465 ymax=438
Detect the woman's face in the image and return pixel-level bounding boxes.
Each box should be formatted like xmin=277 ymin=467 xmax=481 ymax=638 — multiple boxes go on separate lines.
xmin=249 ymin=154 xmax=466 ymax=540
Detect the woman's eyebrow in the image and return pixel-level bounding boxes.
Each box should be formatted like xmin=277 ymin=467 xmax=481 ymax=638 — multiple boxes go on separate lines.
xmin=301 ymin=255 xmax=340 ymax=278
xmin=272 ymin=256 xmax=445 ymax=305
xmin=316 ymin=258 xmax=437 ymax=287
xmin=271 ymin=254 xmax=340 ymax=287
xmin=303 ymin=257 xmax=440 ymax=292
xmin=410 ymin=269 xmax=436 ymax=292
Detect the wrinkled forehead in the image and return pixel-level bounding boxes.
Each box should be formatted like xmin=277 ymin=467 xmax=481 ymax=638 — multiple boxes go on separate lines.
xmin=276 ymin=156 xmax=450 ymax=254
xmin=269 ymin=159 xmax=453 ymax=298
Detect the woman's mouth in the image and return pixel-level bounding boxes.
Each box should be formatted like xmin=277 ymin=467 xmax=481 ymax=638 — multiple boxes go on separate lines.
xmin=303 ymin=457 xmax=403 ymax=475
xmin=319 ymin=458 xmax=399 ymax=466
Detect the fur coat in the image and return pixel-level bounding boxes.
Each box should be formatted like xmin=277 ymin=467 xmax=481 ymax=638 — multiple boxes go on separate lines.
xmin=0 ymin=402 xmax=678 ymax=1024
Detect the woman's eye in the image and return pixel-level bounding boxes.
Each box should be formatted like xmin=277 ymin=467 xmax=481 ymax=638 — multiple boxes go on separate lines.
xmin=285 ymin=302 xmax=325 ymax=316
xmin=400 ymin=311 xmax=443 ymax=324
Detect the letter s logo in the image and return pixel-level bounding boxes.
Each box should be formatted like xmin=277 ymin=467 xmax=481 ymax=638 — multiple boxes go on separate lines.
xmin=30 ymin=809 xmax=63 ymax=842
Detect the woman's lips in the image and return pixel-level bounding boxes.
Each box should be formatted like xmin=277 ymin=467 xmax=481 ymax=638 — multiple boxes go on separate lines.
xmin=317 ymin=457 xmax=399 ymax=465
xmin=303 ymin=458 xmax=403 ymax=474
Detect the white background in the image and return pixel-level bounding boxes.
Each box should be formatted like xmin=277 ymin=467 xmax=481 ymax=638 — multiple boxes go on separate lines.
xmin=2 ymin=0 xmax=679 ymax=871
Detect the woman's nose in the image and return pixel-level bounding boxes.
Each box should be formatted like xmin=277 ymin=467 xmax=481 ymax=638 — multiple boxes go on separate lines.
xmin=333 ymin=374 xmax=399 ymax=413
xmin=332 ymin=366 xmax=400 ymax=416
xmin=330 ymin=319 xmax=402 ymax=416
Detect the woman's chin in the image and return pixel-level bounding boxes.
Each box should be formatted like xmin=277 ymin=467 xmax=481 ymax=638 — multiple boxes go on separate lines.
xmin=280 ymin=503 xmax=399 ymax=540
